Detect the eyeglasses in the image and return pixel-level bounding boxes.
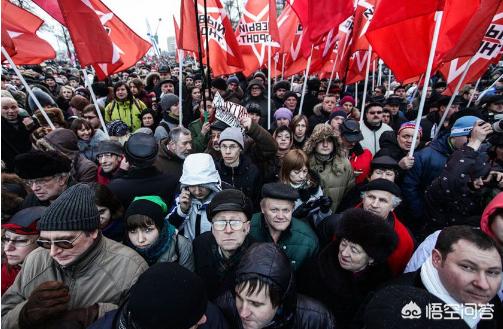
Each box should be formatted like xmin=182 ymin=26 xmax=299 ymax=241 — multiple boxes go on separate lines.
xmin=2 ymin=236 xmax=35 ymax=247
xmin=25 ymin=176 xmax=57 ymax=186
xmin=212 ymin=220 xmax=246 ymax=231
xmin=368 ymin=111 xmax=383 ymax=115
xmin=36 ymin=232 xmax=83 ymax=249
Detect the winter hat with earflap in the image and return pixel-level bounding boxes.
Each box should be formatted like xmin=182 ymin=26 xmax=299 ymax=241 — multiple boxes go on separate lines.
xmin=450 ymin=115 xmax=480 ymax=137
xmin=336 ymin=208 xmax=398 ymax=263
xmin=179 ymin=153 xmax=222 ymax=192
xmin=38 ymin=183 xmax=99 ymax=231
xmin=219 ymin=127 xmax=245 ymax=149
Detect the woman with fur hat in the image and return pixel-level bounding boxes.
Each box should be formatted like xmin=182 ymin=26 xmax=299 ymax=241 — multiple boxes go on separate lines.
xmin=125 ymin=196 xmax=194 ymax=270
xmin=167 ymin=153 xmax=223 ymax=241
xmin=298 ymin=208 xmax=397 ymax=329
xmin=303 ymin=123 xmax=355 ymax=212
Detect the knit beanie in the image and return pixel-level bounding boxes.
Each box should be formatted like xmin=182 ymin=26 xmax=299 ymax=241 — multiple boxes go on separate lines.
xmin=398 ymin=121 xmax=422 ymax=136
xmin=219 ymin=127 xmax=244 ymax=149
xmin=283 ymin=91 xmax=298 ymax=101
xmin=273 ymin=80 xmax=291 ymax=92
xmin=329 ymin=108 xmax=347 ymax=122
xmin=28 ymin=88 xmax=56 ymax=113
xmin=274 ymin=107 xmax=293 ymax=121
xmin=227 ymin=76 xmax=239 ymax=85
xmin=128 ymin=263 xmax=208 ymax=329
xmin=125 ymin=196 xmax=167 ymax=230
xmin=160 ymin=94 xmax=179 ymax=113
xmin=450 ymin=115 xmax=479 ymax=137
xmin=340 ymin=95 xmax=355 ymax=106
xmin=38 ymin=183 xmax=100 ymax=231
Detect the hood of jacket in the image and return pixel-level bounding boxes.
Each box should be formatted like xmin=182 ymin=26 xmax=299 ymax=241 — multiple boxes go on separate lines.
xmin=312 ymin=103 xmax=326 ymax=117
xmin=480 ymin=193 xmax=503 ymax=242
xmin=180 ymin=153 xmax=221 ymax=187
xmin=235 ymin=243 xmax=296 ymax=328
xmin=429 ymin=131 xmax=452 ymax=155
xmin=303 ymin=123 xmax=341 ymax=157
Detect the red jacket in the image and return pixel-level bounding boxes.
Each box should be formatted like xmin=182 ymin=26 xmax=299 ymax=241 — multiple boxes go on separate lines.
xmin=1 ymin=262 xmax=20 ymax=295
xmin=480 ymin=192 xmax=503 ymax=245
xmin=349 ymin=149 xmax=373 ymax=185
xmin=388 ymin=210 xmax=415 ymax=276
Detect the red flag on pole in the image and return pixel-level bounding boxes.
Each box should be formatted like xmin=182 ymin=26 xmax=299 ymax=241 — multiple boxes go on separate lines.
xmin=346 ymin=50 xmax=377 ymax=84
xmin=179 ymin=0 xmax=199 ymax=53
xmin=34 ymin=0 xmax=151 ymax=79
xmin=366 ymin=0 xmax=480 ymax=82
xmin=235 ymin=0 xmax=280 ymax=77
xmin=350 ymin=0 xmax=377 ymax=53
xmin=440 ymin=2 xmax=503 ymax=95
xmin=2 ymin=0 xmax=55 ymax=65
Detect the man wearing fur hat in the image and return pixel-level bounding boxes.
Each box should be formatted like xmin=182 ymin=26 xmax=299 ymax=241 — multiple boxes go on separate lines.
xmin=1 ymin=184 xmax=148 ymax=329
xmin=14 ymin=151 xmax=72 ymax=209
xmin=303 ymin=123 xmax=354 ymax=212
xmin=272 ymin=80 xmax=291 ymax=109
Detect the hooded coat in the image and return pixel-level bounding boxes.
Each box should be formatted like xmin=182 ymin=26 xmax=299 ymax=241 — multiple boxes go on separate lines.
xmin=480 ymin=192 xmax=503 ymax=245
xmin=303 ymin=124 xmax=355 ymax=212
xmin=167 ymin=154 xmax=222 ymax=241
xmin=216 ymin=243 xmax=335 ymax=329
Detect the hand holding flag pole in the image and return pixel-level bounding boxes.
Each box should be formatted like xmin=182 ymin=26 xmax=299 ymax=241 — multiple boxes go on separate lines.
xmin=1 ymin=46 xmax=55 ymax=130
xmin=467 ymin=77 xmax=482 ymax=108
xmin=409 ymin=11 xmax=444 ymax=157
xmin=359 ymin=45 xmax=373 ymax=124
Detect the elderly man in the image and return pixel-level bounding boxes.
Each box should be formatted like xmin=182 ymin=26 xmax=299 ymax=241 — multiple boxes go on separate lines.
xmin=319 ymin=179 xmax=415 ymax=276
xmin=193 ymin=189 xmax=256 ymax=299
xmin=96 ymin=140 xmax=125 ymax=185
xmin=15 ymin=151 xmax=71 ymax=208
xmin=1 ymin=184 xmax=148 ymax=329
xmin=155 ymin=126 xmax=193 ymax=181
xmin=250 ymin=183 xmax=319 ymax=271
xmin=365 ymin=225 xmax=503 ymax=328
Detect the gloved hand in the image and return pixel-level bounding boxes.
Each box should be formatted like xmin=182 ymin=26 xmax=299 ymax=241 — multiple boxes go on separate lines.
xmin=318 ymin=196 xmax=332 ymax=213
xmin=19 ymin=281 xmax=70 ymax=329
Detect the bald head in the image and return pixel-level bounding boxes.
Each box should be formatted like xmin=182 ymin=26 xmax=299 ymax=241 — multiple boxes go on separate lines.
xmin=1 ymin=97 xmax=19 ymax=121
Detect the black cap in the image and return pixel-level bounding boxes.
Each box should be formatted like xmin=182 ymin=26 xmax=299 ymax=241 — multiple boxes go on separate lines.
xmin=159 ymin=79 xmax=175 ymax=86
xmin=96 ymin=140 xmax=123 ymax=157
xmin=371 ymin=155 xmax=400 ymax=171
xmin=124 ymin=133 xmax=158 ymax=166
xmin=159 ymin=65 xmax=170 ymax=73
xmin=481 ymin=94 xmax=503 ymax=105
xmin=261 ymin=183 xmax=299 ymax=201
xmin=207 ymin=189 xmax=253 ymax=221
xmin=210 ymin=120 xmax=230 ymax=132
xmin=361 ymin=178 xmax=402 ymax=198
xmin=340 ymin=119 xmax=363 ymax=142
xmin=386 ymin=97 xmax=401 ymax=106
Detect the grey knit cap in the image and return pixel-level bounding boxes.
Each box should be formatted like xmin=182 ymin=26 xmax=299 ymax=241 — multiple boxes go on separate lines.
xmin=38 ymin=183 xmax=100 ymax=231
xmin=218 ymin=127 xmax=244 ymax=149
xmin=160 ymin=94 xmax=179 ymax=112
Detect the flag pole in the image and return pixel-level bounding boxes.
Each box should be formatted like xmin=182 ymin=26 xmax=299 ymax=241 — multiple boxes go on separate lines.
xmin=467 ymin=77 xmax=482 ymax=107
xmin=193 ymin=0 xmax=207 ymax=126
xmin=203 ymin=0 xmax=212 ymax=91
xmin=355 ymin=82 xmax=358 ymax=108
xmin=409 ymin=11 xmax=444 ymax=157
xmin=327 ymin=58 xmax=337 ymax=92
xmin=408 ymin=74 xmax=423 ymax=106
xmin=371 ymin=58 xmax=376 ymax=92
xmin=267 ymin=43 xmax=272 ymax=130
xmin=178 ymin=50 xmax=184 ymax=127
xmin=434 ymin=56 xmax=475 ymax=138
xmin=359 ymin=45 xmax=372 ymax=124
xmin=1 ymin=47 xmax=55 ymax=129
xmin=377 ymin=59 xmax=383 ymax=86
xmin=387 ymin=67 xmax=392 ymax=97
xmin=298 ymin=45 xmax=314 ymax=115
xmin=281 ymin=53 xmax=286 ymax=80
xmin=81 ymin=69 xmax=109 ymax=137
xmin=476 ymin=73 xmax=503 ymax=105
xmin=290 ymin=75 xmax=295 ymax=90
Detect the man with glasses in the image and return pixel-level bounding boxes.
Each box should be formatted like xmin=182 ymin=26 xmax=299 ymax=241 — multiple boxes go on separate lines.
xmin=96 ymin=140 xmax=125 ymax=185
xmin=14 ymin=150 xmax=71 ymax=209
xmin=1 ymin=207 xmax=44 ymax=295
xmin=360 ymin=102 xmax=393 ymax=155
xmin=250 ymin=183 xmax=319 ymax=272
xmin=193 ymin=189 xmax=256 ymax=299
xmin=81 ymin=105 xmax=102 ymax=130
xmin=1 ymin=184 xmax=148 ymax=329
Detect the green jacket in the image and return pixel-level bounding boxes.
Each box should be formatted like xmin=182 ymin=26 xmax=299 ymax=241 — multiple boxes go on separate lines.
xmin=250 ymin=213 xmax=319 ymax=271
xmin=188 ymin=118 xmax=210 ymax=153
xmin=105 ymin=98 xmax=146 ymax=131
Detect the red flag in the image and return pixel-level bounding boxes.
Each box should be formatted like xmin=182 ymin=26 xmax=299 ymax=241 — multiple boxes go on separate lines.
xmin=2 ymin=0 xmax=55 ymax=64
xmin=289 ymin=0 xmax=354 ymax=42
xmin=34 ymin=0 xmax=151 ymax=79
xmin=350 ymin=0 xmax=377 ymax=53
xmin=271 ymin=4 xmax=300 ymax=77
xmin=366 ymin=0 xmax=480 ymax=82
xmin=440 ymin=3 xmax=503 ymax=95
xmin=346 ymin=50 xmax=377 ymax=84
xmin=179 ymin=0 xmax=199 ymax=53
xmin=235 ymin=0 xmax=280 ymax=77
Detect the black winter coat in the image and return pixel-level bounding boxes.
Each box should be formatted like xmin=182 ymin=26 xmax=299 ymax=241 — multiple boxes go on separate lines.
xmin=298 ymin=240 xmax=393 ymax=329
xmin=1 ymin=117 xmax=33 ymax=172
xmin=108 ymin=166 xmax=178 ymax=210
xmin=193 ymin=232 xmax=255 ymax=300
xmin=424 ymin=145 xmax=492 ymax=234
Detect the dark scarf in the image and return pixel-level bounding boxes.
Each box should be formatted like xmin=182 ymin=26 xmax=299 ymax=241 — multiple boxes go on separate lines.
xmin=129 ymin=219 xmax=175 ymax=266
xmin=213 ymin=235 xmax=254 ymax=279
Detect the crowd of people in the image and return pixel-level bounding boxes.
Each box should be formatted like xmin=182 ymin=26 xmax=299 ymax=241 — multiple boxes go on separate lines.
xmin=1 ymin=60 xmax=503 ymax=329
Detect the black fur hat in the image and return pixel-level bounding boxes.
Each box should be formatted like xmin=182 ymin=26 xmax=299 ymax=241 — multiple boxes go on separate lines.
xmin=15 ymin=151 xmax=71 ymax=179
xmin=337 ymin=208 xmax=397 ymax=263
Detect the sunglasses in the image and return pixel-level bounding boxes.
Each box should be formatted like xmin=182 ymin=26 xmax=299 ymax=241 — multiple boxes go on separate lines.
xmin=36 ymin=232 xmax=82 ymax=249
xmin=368 ymin=111 xmax=383 ymax=115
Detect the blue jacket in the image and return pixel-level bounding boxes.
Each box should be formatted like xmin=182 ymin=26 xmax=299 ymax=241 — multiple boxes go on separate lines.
xmin=401 ymin=132 xmax=453 ymax=219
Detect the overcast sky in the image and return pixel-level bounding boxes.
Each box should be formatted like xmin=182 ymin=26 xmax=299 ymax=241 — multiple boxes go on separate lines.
xmin=35 ymin=0 xmax=182 ymax=51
